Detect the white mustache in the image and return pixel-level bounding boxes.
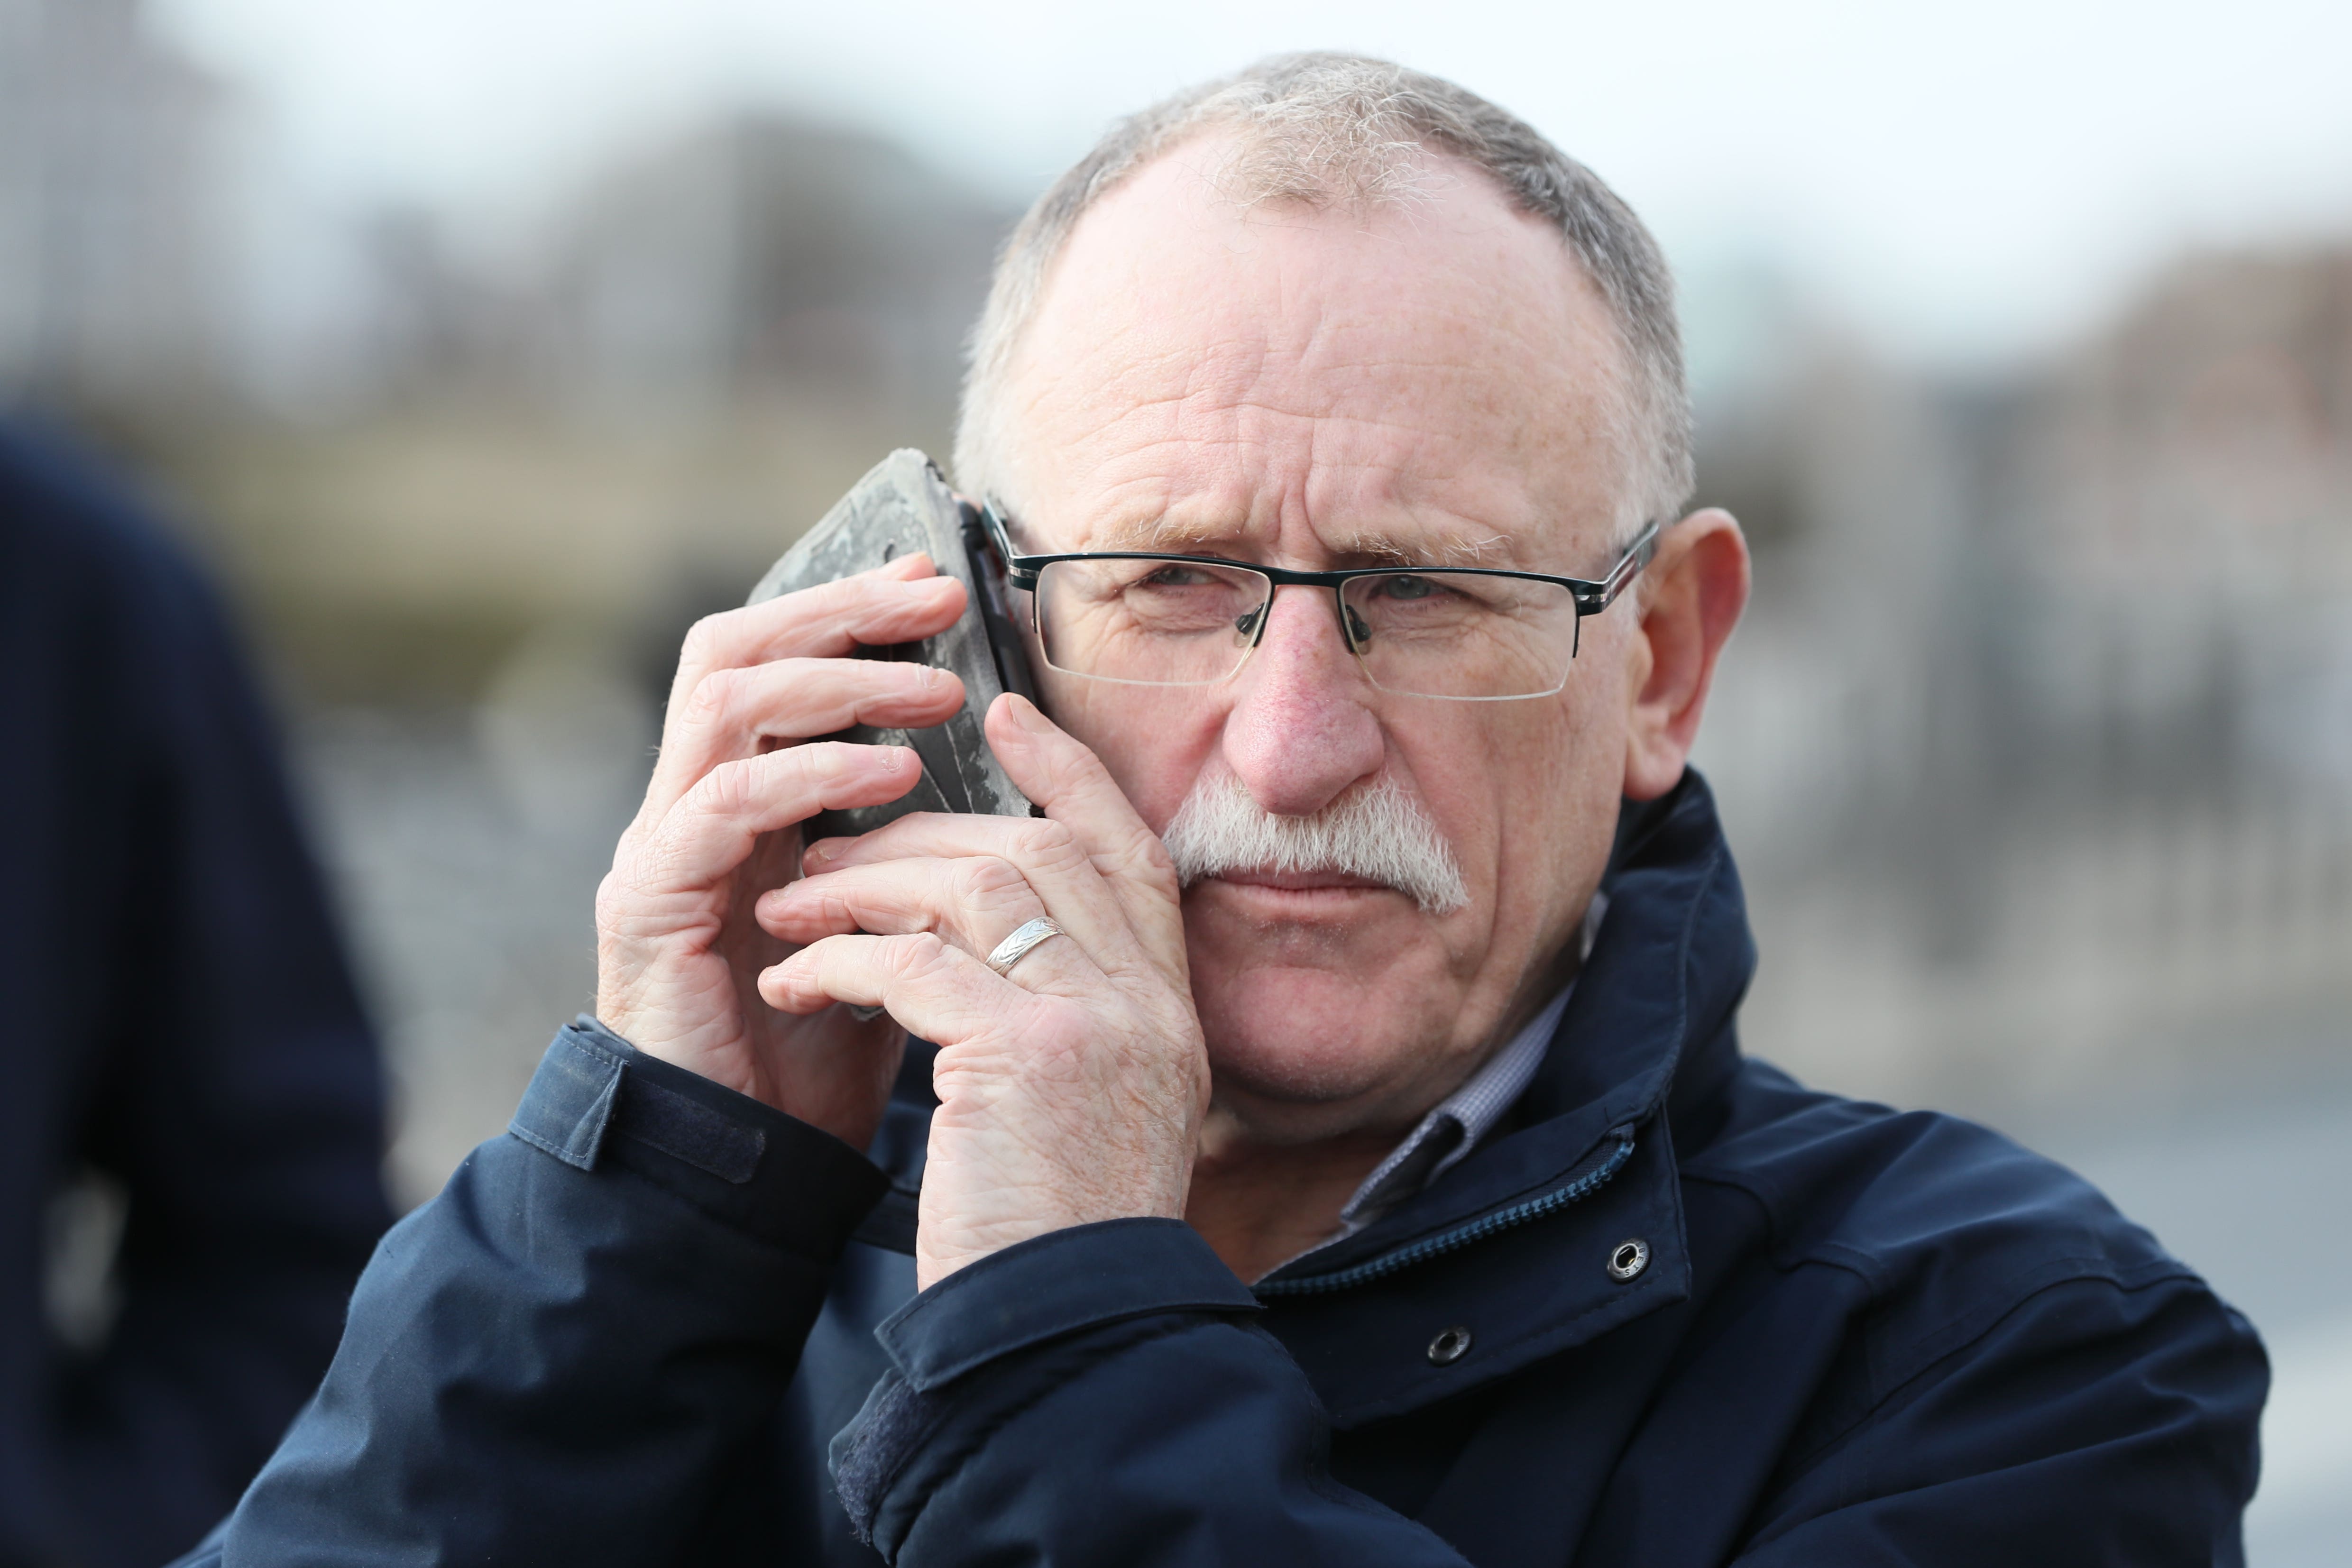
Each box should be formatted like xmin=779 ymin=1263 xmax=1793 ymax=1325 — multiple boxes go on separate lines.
xmin=1160 ymin=772 xmax=1470 ymax=914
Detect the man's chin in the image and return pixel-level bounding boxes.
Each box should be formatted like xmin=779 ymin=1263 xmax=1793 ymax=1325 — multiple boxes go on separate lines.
xmin=1194 ymin=968 xmax=1449 ymax=1142
xmin=1184 ymin=897 xmax=1466 ymax=1135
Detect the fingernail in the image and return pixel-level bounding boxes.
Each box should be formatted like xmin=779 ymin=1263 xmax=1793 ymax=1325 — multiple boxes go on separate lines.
xmin=807 ymin=838 xmax=838 ymax=862
xmin=1010 ymin=693 xmax=1047 ymax=732
xmin=919 ymin=665 xmax=942 ymax=689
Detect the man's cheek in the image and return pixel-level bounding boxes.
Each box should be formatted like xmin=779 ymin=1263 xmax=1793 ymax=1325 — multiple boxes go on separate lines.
xmin=1049 ymin=685 xmax=1220 ymax=832
xmin=1439 ymin=711 xmax=1595 ymax=916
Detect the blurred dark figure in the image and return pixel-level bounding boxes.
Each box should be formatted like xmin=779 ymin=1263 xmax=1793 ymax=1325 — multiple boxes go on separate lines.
xmin=0 ymin=421 xmax=393 ymax=1568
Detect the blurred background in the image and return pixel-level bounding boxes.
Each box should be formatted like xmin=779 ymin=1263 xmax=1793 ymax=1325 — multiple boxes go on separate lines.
xmin=6 ymin=0 xmax=2345 ymax=1557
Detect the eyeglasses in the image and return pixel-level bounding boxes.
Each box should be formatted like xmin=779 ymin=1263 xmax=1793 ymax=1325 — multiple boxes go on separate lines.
xmin=980 ymin=504 xmax=1658 ymax=702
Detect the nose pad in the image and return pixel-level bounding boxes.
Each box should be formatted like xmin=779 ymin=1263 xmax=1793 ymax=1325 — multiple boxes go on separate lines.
xmin=1239 ymin=584 xmax=1361 ymax=665
xmin=1232 ymin=586 xmax=1384 ymax=710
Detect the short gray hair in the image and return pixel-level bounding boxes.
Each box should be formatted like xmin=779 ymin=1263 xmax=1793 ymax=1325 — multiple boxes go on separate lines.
xmin=953 ymin=52 xmax=1694 ymax=547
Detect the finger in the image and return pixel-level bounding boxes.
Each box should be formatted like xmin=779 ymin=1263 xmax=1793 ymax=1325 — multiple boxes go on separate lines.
xmin=663 ymin=556 xmax=966 ymax=716
xmin=984 ymin=694 xmax=1187 ymax=965
xmin=620 ymin=743 xmax=919 ymax=901
xmin=756 ymin=853 xmax=1047 ymax=956
xmin=760 ymin=931 xmax=1047 ymax=1039
xmin=643 ymin=656 xmax=965 ymax=821
xmin=798 ymin=811 xmax=1146 ymax=977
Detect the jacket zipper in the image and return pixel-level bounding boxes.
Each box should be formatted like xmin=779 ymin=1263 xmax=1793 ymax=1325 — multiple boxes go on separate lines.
xmin=1251 ymin=1128 xmax=1638 ymax=1298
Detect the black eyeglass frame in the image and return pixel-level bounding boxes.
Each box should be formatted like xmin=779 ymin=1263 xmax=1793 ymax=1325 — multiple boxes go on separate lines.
xmin=977 ymin=503 xmax=1661 ymax=691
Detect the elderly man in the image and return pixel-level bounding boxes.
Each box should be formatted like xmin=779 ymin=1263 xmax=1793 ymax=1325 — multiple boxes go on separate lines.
xmin=184 ymin=55 xmax=2262 ymax=1568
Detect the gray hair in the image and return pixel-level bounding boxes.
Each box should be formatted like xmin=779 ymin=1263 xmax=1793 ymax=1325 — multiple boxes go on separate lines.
xmin=952 ymin=52 xmax=1694 ymax=548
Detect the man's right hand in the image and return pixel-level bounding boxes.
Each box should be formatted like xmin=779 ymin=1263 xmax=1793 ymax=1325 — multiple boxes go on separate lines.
xmin=594 ymin=551 xmax=968 ymax=1151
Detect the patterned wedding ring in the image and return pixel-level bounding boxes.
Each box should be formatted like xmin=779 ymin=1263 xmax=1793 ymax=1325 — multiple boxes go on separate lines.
xmin=985 ymin=916 xmax=1066 ymax=978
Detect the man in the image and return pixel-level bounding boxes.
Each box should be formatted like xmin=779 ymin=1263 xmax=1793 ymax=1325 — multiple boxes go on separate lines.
xmin=0 ymin=419 xmax=393 ymax=1568
xmin=184 ymin=55 xmax=2264 ymax=1567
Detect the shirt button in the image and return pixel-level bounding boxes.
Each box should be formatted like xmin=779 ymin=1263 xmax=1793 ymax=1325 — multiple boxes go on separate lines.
xmin=1608 ymin=1238 xmax=1651 ymax=1281
xmin=1426 ymin=1325 xmax=1474 ymax=1366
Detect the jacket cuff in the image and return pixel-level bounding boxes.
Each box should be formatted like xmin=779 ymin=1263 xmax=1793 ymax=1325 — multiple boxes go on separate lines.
xmin=875 ymin=1218 xmax=1259 ymax=1389
xmin=507 ymin=1016 xmax=891 ymax=1260
xmin=830 ymin=1219 xmax=1259 ymax=1550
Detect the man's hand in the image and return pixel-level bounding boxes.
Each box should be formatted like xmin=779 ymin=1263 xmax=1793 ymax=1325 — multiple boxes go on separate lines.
xmin=758 ymin=695 xmax=1211 ymax=1288
xmin=595 ymin=552 xmax=968 ymax=1152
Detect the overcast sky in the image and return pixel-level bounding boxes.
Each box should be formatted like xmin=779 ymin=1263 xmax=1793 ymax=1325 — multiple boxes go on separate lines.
xmin=156 ymin=0 xmax=2352 ymax=369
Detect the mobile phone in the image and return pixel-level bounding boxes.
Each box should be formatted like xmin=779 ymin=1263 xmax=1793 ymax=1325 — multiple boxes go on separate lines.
xmin=746 ymin=449 xmax=1040 ymax=844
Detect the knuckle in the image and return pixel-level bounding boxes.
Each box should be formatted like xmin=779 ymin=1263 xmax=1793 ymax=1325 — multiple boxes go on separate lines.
xmin=1126 ymin=833 xmax=1181 ymax=887
xmin=699 ymin=755 xmax=760 ymax=812
xmin=682 ymin=665 xmax=740 ymax=725
xmin=1056 ymin=743 xmax=1112 ymax=788
xmin=799 ymin=574 xmax=870 ymax=624
xmin=679 ymin=612 xmax=731 ymax=667
xmin=1016 ymin=817 xmax=1082 ymax=868
xmin=887 ymin=931 xmax=949 ymax=976
xmin=635 ymin=828 xmax=691 ymax=885
xmin=955 ymin=854 xmax=1030 ymax=906
xmin=802 ymin=741 xmax=858 ymax=780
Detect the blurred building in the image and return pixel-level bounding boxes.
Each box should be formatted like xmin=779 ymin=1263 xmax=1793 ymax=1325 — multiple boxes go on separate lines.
xmin=0 ymin=0 xmax=223 ymax=404
xmin=543 ymin=111 xmax=1005 ymax=426
xmin=145 ymin=109 xmax=1013 ymax=708
xmin=1695 ymin=246 xmax=2352 ymax=1112
xmin=2024 ymin=251 xmax=2352 ymax=793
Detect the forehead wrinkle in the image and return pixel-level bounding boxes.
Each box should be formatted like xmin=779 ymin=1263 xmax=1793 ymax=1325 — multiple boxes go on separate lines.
xmin=1011 ymin=151 xmax=1627 ymax=426
xmin=1055 ymin=397 xmax=1572 ymax=566
xmin=1010 ymin=194 xmax=1628 ymax=568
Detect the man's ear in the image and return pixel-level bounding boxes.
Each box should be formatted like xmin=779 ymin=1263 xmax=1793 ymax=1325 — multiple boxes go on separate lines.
xmin=1622 ymin=508 xmax=1750 ymax=802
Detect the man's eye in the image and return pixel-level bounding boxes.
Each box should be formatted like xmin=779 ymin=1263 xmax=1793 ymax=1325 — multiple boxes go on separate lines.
xmin=1378 ymin=574 xmax=1445 ymax=601
xmin=1138 ymin=564 xmax=1219 ymax=588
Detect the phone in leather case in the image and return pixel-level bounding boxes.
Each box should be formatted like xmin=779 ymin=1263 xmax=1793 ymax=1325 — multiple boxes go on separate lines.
xmin=745 ymin=449 xmax=1040 ymax=843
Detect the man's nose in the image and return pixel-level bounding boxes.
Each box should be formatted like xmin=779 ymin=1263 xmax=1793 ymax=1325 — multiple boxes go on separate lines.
xmin=1219 ymin=585 xmax=1386 ymax=818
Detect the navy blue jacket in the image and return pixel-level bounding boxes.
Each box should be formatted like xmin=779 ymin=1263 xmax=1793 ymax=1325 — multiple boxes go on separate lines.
xmin=184 ymin=772 xmax=2265 ymax=1566
xmin=0 ymin=422 xmax=394 ymax=1568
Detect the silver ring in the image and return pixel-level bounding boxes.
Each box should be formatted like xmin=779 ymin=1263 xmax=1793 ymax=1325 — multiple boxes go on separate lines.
xmin=985 ymin=916 xmax=1065 ymax=978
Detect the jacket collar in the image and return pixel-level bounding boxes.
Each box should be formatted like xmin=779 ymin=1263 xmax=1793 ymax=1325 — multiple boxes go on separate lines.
xmin=1516 ymin=767 xmax=1753 ymax=1156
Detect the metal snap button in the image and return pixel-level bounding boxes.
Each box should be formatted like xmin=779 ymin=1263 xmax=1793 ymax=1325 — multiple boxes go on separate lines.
xmin=1426 ymin=1325 xmax=1473 ymax=1366
xmin=1608 ymin=1238 xmax=1651 ymax=1282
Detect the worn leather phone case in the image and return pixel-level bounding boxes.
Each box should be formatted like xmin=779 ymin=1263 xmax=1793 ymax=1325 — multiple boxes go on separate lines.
xmin=746 ymin=449 xmax=1036 ymax=844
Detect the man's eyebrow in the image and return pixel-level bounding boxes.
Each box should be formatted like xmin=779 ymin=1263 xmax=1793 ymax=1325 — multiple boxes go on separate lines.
xmin=1074 ymin=514 xmax=1252 ymax=554
xmin=1327 ymin=529 xmax=1519 ymax=569
xmin=1076 ymin=516 xmax=1520 ymax=568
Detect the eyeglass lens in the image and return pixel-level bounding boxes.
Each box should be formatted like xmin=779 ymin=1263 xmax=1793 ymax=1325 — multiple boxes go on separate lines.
xmin=1032 ymin=558 xmax=1580 ymax=699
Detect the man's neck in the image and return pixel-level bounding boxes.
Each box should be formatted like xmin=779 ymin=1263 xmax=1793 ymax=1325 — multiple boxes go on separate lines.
xmin=1184 ymin=1119 xmax=1403 ymax=1284
xmin=1184 ymin=912 xmax=1596 ymax=1282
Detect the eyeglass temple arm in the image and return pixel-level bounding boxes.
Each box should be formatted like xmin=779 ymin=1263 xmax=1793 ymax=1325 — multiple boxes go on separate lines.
xmin=979 ymin=502 xmax=1041 ymax=588
xmin=1577 ymin=521 xmax=1661 ymax=614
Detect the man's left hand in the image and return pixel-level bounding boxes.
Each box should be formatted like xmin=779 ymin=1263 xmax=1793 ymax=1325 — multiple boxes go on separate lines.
xmin=757 ymin=693 xmax=1210 ymax=1289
